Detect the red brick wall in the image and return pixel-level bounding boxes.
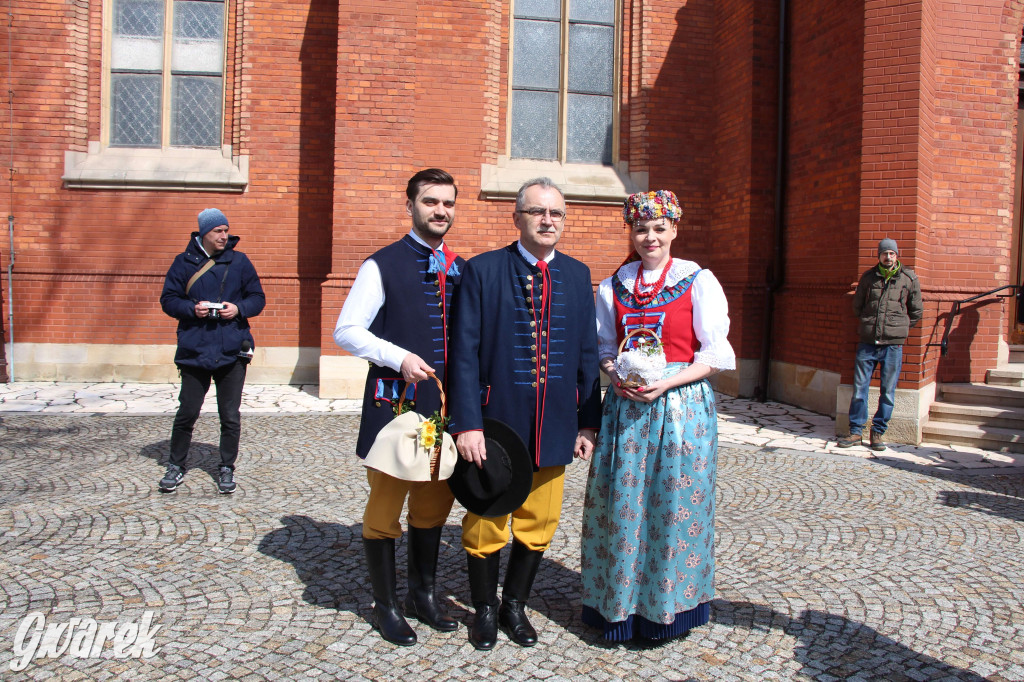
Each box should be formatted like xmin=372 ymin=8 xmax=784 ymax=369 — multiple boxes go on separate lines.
xmin=771 ymin=1 xmax=865 ymax=378
xmin=857 ymin=0 xmax=935 ymax=389
xmin=708 ymin=0 xmax=777 ymax=362
xmin=924 ymin=0 xmax=1020 ymax=384
xmin=320 ymin=0 xmax=707 ymax=358
xmin=4 ymin=0 xmax=338 ymax=350
xmin=4 ymin=0 xmax=1021 ymax=399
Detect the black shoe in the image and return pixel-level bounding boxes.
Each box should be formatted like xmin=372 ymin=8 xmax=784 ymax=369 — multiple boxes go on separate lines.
xmin=364 ymin=538 xmax=417 ymax=646
xmin=467 ymin=551 xmax=501 ymax=651
xmin=404 ymin=526 xmax=457 ymax=632
xmin=218 ymin=467 xmax=236 ymax=494
xmin=499 ymin=541 xmax=544 ymax=647
xmin=159 ymin=464 xmax=184 ymax=492
xmin=631 ymin=630 xmax=687 ymax=649
xmin=498 ymin=600 xmax=537 ymax=647
xmin=471 ymin=603 xmax=499 ymax=651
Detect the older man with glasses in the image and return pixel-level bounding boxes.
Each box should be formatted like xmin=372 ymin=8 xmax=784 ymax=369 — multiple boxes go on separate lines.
xmin=447 ymin=177 xmax=603 ymax=650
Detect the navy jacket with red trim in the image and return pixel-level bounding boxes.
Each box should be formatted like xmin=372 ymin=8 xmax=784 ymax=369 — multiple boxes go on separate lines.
xmin=448 ymin=243 xmax=602 ymax=469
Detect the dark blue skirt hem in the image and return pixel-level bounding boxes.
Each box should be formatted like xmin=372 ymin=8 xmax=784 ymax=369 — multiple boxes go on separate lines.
xmin=581 ymin=602 xmax=710 ymax=642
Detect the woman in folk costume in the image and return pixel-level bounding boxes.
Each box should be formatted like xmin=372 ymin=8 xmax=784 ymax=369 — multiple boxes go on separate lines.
xmin=580 ymin=190 xmax=736 ymax=643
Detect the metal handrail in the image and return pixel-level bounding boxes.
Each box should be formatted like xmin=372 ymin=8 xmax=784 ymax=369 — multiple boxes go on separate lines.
xmin=928 ymin=285 xmax=1022 ymax=356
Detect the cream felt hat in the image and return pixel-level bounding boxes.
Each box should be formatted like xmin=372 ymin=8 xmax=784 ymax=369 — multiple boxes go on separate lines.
xmin=362 ymin=375 xmax=457 ymax=481
xmin=362 ymin=412 xmax=458 ymax=481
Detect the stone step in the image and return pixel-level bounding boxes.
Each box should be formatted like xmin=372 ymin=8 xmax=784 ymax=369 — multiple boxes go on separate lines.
xmin=921 ymin=421 xmax=1024 ymax=454
xmin=1010 ymin=345 xmax=1024 ymax=364
xmin=928 ymin=402 xmax=1024 ymax=429
xmin=986 ymin=368 xmax=1024 ymax=387
xmin=939 ymin=382 xmax=1024 ymax=408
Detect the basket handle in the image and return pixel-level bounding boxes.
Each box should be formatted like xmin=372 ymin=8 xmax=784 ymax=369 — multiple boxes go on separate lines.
xmin=617 ymin=327 xmax=661 ymax=355
xmin=397 ymin=372 xmax=446 ymax=417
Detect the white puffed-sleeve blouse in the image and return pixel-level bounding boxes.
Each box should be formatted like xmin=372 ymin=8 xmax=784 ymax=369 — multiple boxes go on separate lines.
xmin=596 ymin=259 xmax=737 ymax=371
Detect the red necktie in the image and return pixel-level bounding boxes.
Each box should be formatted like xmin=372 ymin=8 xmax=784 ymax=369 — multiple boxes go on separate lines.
xmin=532 ymin=259 xmax=552 ymax=466
xmin=535 ymin=259 xmax=549 ymax=320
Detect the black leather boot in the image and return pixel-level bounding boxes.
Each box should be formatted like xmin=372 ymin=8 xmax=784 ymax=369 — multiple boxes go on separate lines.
xmin=363 ymin=537 xmax=417 ymax=646
xmin=498 ymin=541 xmax=543 ymax=646
xmin=467 ymin=551 xmax=501 ymax=650
xmin=404 ymin=526 xmax=457 ymax=632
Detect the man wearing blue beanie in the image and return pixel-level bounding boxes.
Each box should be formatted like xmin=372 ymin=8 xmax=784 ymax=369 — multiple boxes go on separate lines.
xmin=158 ymin=208 xmax=266 ymax=493
xmin=838 ymin=238 xmax=922 ymax=451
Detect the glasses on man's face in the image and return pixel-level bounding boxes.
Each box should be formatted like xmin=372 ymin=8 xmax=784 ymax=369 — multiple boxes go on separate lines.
xmin=518 ymin=207 xmax=567 ymax=222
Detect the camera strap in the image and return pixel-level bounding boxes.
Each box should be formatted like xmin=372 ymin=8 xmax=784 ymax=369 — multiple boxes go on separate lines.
xmin=216 ymin=262 xmax=231 ymax=303
xmin=185 ymin=259 xmax=216 ymax=297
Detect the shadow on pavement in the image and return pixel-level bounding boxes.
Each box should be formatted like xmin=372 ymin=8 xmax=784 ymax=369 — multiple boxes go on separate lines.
xmin=898 ymin=464 xmax=1024 ymax=523
xmin=258 ymin=515 xmax=367 ymax=617
xmin=140 ymin=437 xmax=231 ymax=489
xmin=140 ymin=438 xmax=237 ymax=485
xmin=258 ymin=517 xmax=596 ymax=638
xmin=937 ymin=487 xmax=1024 ymax=522
xmin=258 ymin=515 xmax=473 ymax=629
xmin=715 ymin=600 xmax=987 ymax=681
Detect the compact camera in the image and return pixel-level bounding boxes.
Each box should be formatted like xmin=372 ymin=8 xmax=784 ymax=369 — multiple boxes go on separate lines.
xmin=204 ymin=302 xmax=226 ymax=318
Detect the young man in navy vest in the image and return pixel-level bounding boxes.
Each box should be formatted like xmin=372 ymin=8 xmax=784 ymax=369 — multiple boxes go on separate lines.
xmin=334 ymin=169 xmax=465 ymax=646
xmin=448 ymin=178 xmax=603 ymax=650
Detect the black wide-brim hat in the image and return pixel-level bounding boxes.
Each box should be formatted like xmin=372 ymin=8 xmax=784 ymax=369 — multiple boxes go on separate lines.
xmin=448 ymin=418 xmax=534 ymax=517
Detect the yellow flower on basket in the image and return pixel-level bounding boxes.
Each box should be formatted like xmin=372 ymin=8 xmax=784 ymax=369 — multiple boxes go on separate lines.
xmin=420 ymin=433 xmax=437 ymax=450
xmin=421 ymin=421 xmax=437 ymax=437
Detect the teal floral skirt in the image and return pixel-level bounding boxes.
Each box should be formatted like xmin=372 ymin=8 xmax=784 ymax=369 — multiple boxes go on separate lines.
xmin=581 ymin=363 xmax=717 ymax=641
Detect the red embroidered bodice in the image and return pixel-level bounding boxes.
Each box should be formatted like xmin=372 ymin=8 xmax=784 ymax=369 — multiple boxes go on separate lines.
xmin=612 ymin=270 xmax=701 ymax=363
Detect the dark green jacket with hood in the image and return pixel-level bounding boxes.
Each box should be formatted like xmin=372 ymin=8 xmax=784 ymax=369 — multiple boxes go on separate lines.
xmin=852 ymin=263 xmax=923 ymax=345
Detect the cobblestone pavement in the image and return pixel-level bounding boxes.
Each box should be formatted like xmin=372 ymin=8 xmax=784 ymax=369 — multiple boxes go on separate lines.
xmin=3 ymin=382 xmax=1023 ymax=472
xmin=1 ymin=412 xmax=1023 ymax=680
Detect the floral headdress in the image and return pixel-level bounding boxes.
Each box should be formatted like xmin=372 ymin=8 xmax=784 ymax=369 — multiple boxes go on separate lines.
xmin=622 ymin=190 xmax=682 ymax=224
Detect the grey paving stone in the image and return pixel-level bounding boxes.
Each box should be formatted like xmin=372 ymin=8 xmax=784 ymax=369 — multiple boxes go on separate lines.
xmin=0 ymin=414 xmax=1021 ymax=680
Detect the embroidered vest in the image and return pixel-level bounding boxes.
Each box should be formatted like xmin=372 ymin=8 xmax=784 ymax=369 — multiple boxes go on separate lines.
xmin=612 ymin=269 xmax=701 ymax=363
xmin=355 ymin=235 xmax=464 ymax=458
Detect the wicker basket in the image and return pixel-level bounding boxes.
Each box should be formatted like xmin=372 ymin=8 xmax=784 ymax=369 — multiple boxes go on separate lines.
xmin=615 ymin=328 xmax=667 ymax=388
xmin=396 ymin=373 xmax=446 ymax=480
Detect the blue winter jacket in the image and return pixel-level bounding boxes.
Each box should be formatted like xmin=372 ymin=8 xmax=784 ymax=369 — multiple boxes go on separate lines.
xmin=160 ymin=233 xmax=266 ymax=370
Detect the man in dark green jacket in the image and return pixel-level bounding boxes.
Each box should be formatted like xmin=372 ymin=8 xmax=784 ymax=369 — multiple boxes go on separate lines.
xmin=838 ymin=238 xmax=922 ymax=451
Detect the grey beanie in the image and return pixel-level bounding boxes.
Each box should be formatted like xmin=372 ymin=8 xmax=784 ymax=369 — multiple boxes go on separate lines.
xmin=197 ymin=208 xmax=229 ymax=238
xmin=878 ymin=238 xmax=898 ymax=255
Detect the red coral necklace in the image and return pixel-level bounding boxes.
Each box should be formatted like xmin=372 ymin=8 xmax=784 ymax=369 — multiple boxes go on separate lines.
xmin=632 ymin=259 xmax=672 ymax=306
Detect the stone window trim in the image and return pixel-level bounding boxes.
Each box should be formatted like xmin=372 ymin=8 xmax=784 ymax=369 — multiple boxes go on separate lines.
xmin=480 ymin=156 xmax=646 ymax=204
xmin=62 ymin=141 xmax=248 ymax=192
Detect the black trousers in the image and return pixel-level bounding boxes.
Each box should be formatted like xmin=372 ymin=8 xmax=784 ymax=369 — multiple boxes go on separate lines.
xmin=169 ymin=361 xmax=247 ymax=470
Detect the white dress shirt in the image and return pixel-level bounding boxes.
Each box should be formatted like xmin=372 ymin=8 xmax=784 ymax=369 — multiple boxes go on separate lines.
xmin=333 ymin=230 xmax=445 ymax=372
xmin=515 ymin=240 xmax=555 ymax=267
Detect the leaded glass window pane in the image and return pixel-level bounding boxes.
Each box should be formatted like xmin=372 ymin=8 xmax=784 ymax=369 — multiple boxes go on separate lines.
xmin=172 ymin=1 xmax=224 ymax=73
xmin=512 ymin=90 xmax=558 ymax=160
xmin=112 ymin=0 xmax=164 ymax=71
xmin=566 ymin=93 xmax=612 ymax=163
xmin=513 ymin=19 xmax=561 ymax=91
xmin=171 ymin=75 xmax=222 ymax=146
xmin=110 ymin=74 xmax=162 ymax=146
xmin=568 ymin=24 xmax=613 ymax=95
xmin=108 ymin=0 xmax=225 ymax=147
xmin=509 ymin=0 xmax=617 ymax=164
xmin=515 ymin=0 xmax=560 ymax=20
xmin=569 ymin=0 xmax=614 ymax=23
